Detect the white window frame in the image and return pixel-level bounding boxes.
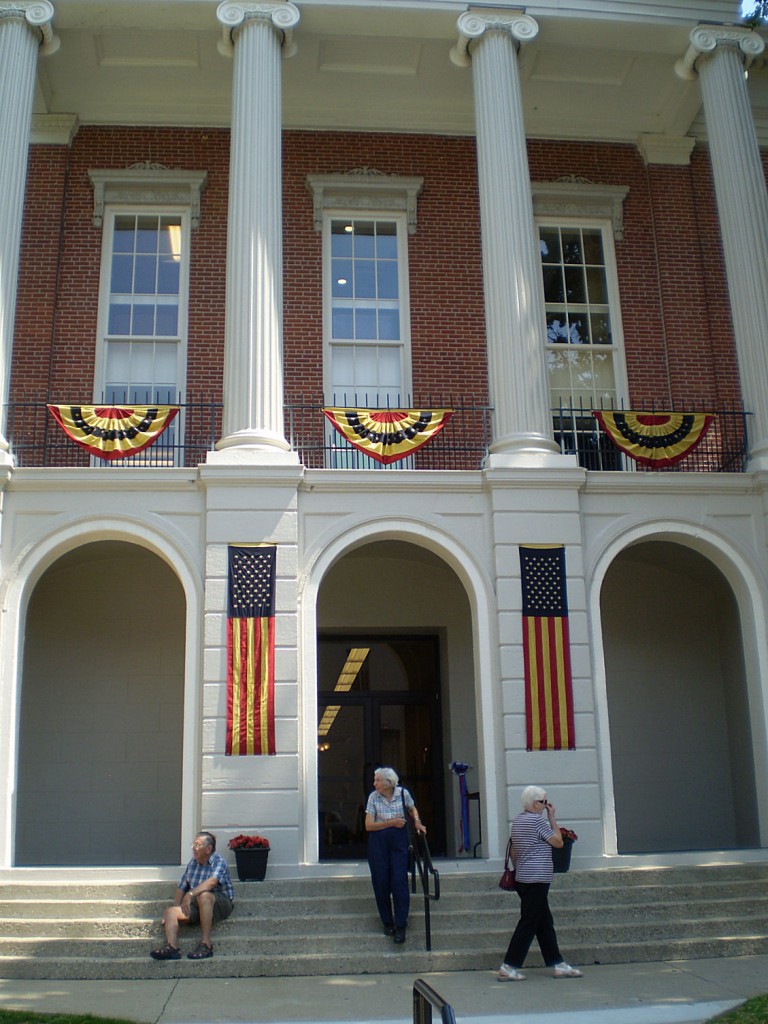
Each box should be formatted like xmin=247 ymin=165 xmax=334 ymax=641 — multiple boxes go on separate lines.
xmin=307 ymin=171 xmax=423 ymax=468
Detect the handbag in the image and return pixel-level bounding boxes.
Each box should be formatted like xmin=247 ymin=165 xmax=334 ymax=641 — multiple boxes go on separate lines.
xmin=499 ymin=836 xmax=516 ymax=891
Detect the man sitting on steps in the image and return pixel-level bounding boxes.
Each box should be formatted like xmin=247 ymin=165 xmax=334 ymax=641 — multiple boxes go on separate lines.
xmin=150 ymin=831 xmax=235 ymax=961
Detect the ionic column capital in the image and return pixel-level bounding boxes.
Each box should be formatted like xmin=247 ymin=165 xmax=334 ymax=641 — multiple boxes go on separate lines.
xmin=675 ymin=24 xmax=764 ymax=80
xmin=217 ymin=1 xmax=299 ymax=58
xmin=451 ymin=9 xmax=538 ymax=67
xmin=0 ymin=1 xmax=58 ymax=55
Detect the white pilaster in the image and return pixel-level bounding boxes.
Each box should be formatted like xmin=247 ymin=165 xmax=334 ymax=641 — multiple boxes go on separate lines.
xmin=453 ymin=12 xmax=566 ymax=468
xmin=0 ymin=1 xmax=58 ymax=465
xmin=211 ymin=1 xmax=300 ymax=465
xmin=676 ymin=26 xmax=768 ymax=469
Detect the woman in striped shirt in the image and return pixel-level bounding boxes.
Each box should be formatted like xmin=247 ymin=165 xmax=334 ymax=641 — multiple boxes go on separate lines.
xmin=498 ymin=786 xmax=583 ymax=981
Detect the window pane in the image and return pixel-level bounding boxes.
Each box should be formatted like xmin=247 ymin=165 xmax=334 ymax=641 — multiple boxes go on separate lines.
xmin=111 ymin=254 xmax=133 ymax=292
xmin=354 ymin=308 xmax=377 ymax=340
xmin=155 ymin=341 xmax=178 ymax=383
xmin=353 ymin=222 xmax=375 ymax=258
xmin=590 ymin=312 xmax=612 ymax=345
xmin=355 ymin=259 xmax=376 ymax=298
xmin=332 ymin=260 xmax=353 ymax=297
xmin=106 ymin=341 xmax=131 ymax=381
xmin=582 ymin=229 xmax=603 ymax=264
xmin=155 ymin=302 xmax=178 ymax=336
xmin=568 ymin=316 xmax=589 ymax=345
xmin=539 ymin=229 xmax=561 ymax=264
xmin=331 ymin=223 xmax=353 ymax=257
xmin=546 ymin=313 xmax=569 ymax=344
xmin=377 ymin=262 xmax=398 ymax=300
xmin=113 ymin=216 xmax=136 ymax=253
xmin=378 ymin=308 xmax=400 ymax=341
xmin=157 ymin=254 xmax=180 ymax=294
xmin=561 ymin=230 xmax=583 ymax=264
xmin=331 ymin=346 xmax=354 ymax=386
xmin=136 ymin=216 xmax=159 ymax=253
xmin=108 ymin=303 xmax=131 ymax=336
xmin=376 ymin=225 xmax=398 ymax=259
xmin=134 ymin=255 xmax=157 ymax=294
xmin=586 ymin=267 xmax=608 ymax=304
xmin=131 ymin=301 xmax=155 ymax=336
xmin=355 ymin=346 xmax=377 ymax=384
xmin=332 ymin=307 xmax=353 ymax=339
xmin=542 ymin=265 xmax=564 ymax=304
xmin=564 ymin=267 xmax=586 ymax=304
xmin=378 ymin=346 xmax=402 ymax=386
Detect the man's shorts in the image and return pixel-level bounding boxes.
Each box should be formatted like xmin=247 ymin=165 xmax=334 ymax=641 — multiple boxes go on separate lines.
xmin=187 ymin=891 xmax=234 ymax=925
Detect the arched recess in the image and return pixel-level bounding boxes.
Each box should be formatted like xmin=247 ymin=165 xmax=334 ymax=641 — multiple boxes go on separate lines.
xmin=299 ymin=522 xmax=503 ymax=865
xmin=600 ymin=539 xmax=761 ymax=854
xmin=15 ymin=540 xmax=186 ymax=866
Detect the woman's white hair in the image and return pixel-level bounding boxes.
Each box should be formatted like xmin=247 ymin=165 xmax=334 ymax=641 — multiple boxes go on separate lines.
xmin=375 ymin=766 xmax=399 ymax=788
xmin=521 ymin=785 xmax=547 ymax=810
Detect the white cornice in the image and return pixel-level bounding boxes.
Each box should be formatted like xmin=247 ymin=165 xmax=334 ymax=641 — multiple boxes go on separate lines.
xmin=88 ymin=166 xmax=208 ymax=228
xmin=531 ymin=179 xmax=629 ymax=239
xmin=637 ymin=133 xmax=696 ymax=165
xmin=30 ymin=113 xmax=79 ymax=146
xmin=306 ymin=170 xmax=425 ymax=234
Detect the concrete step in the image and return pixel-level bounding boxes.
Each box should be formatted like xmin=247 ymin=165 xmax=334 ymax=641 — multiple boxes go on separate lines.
xmin=1 ymin=863 xmax=767 ymax=980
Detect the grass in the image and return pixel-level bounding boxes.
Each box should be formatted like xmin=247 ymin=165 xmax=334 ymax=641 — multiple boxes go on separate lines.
xmin=0 ymin=1014 xmax=139 ymax=1024
xmin=710 ymin=996 xmax=768 ymax=1023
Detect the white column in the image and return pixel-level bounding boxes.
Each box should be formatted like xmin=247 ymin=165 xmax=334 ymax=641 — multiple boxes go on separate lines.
xmin=0 ymin=1 xmax=58 ymax=464
xmin=677 ymin=26 xmax=768 ymax=469
xmin=211 ymin=1 xmax=299 ymax=464
xmin=452 ymin=13 xmax=566 ymax=467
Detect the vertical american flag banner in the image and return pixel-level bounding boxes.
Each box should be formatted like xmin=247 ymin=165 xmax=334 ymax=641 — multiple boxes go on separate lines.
xmin=519 ymin=545 xmax=575 ymax=751
xmin=227 ymin=545 xmax=277 ymax=756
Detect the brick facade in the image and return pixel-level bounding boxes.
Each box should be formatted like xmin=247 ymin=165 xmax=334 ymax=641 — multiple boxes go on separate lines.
xmin=11 ymin=127 xmax=742 ymax=415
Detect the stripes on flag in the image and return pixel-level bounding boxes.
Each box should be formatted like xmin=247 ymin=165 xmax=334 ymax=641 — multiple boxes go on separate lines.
xmin=226 ymin=544 xmax=277 ymax=756
xmin=519 ymin=544 xmax=575 ymax=752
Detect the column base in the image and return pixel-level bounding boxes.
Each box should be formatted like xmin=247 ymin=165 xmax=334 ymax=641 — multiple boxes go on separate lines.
xmin=209 ymin=431 xmax=300 ymax=466
xmin=485 ymin=433 xmax=577 ymax=469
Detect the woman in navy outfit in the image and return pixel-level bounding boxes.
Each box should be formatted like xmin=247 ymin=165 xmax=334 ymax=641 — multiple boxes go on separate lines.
xmin=365 ymin=766 xmax=427 ymax=944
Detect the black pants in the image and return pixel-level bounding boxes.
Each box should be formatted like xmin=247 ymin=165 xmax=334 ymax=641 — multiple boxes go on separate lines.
xmin=367 ymin=827 xmax=410 ymax=929
xmin=504 ymin=881 xmax=562 ymax=968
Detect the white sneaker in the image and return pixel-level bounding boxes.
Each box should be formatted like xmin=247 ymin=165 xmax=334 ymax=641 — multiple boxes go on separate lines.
xmin=497 ymin=963 xmax=526 ymax=981
xmin=553 ymin=962 xmax=583 ymax=978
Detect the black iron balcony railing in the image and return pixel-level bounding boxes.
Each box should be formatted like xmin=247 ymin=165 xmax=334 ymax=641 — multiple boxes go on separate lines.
xmin=6 ymin=399 xmax=222 ymax=469
xmin=3 ymin=398 xmax=748 ymax=473
xmin=286 ymin=397 xmax=493 ymax=470
xmin=554 ymin=402 xmax=750 ymax=473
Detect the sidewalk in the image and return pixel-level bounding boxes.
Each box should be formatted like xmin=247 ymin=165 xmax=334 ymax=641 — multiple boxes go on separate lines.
xmin=1 ymin=956 xmax=766 ymax=1024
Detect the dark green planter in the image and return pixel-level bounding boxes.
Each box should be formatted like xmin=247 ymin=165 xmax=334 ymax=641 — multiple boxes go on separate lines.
xmin=233 ymin=847 xmax=269 ymax=881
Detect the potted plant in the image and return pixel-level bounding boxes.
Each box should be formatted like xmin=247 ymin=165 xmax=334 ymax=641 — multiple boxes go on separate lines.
xmin=228 ymin=833 xmax=270 ymax=881
xmin=552 ymin=827 xmax=577 ymax=873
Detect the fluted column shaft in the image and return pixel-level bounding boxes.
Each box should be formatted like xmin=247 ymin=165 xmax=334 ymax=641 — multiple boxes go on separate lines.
xmin=214 ymin=1 xmax=299 ymax=460
xmin=0 ymin=2 xmax=56 ymax=459
xmin=678 ymin=26 xmax=768 ymax=466
xmin=453 ymin=13 xmax=560 ymax=464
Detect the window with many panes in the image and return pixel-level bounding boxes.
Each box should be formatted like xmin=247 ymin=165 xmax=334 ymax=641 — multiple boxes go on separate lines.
xmin=324 ymin=214 xmax=412 ymax=466
xmin=538 ymin=216 xmax=627 ymax=468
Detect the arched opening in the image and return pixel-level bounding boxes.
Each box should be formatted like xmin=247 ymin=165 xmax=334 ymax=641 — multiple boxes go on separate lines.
xmin=315 ymin=540 xmax=479 ymax=860
xmin=15 ymin=541 xmax=185 ymax=866
xmin=601 ymin=540 xmax=759 ymax=853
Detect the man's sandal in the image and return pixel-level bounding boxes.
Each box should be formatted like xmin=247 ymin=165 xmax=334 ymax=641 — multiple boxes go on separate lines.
xmin=187 ymin=941 xmax=214 ymax=960
xmin=150 ymin=944 xmax=181 ymax=960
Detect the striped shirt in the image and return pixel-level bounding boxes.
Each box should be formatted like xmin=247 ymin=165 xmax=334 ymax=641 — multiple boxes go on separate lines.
xmin=179 ymin=851 xmax=235 ymax=902
xmin=366 ymin=786 xmax=415 ymax=822
xmin=510 ymin=810 xmax=556 ymax=883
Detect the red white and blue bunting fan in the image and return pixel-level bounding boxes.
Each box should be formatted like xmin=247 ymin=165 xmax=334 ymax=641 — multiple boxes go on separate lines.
xmin=593 ymin=410 xmax=715 ymax=468
xmin=48 ymin=405 xmax=179 ymax=460
xmin=322 ymin=407 xmax=454 ymax=464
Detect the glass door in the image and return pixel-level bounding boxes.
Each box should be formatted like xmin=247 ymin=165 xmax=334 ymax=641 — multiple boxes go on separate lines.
xmin=317 ymin=636 xmax=445 ymax=859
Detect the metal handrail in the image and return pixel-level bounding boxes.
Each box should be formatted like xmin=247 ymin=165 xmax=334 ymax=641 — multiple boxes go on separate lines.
xmin=409 ymin=832 xmax=440 ymax=952
xmin=413 ymin=979 xmax=457 ymax=1024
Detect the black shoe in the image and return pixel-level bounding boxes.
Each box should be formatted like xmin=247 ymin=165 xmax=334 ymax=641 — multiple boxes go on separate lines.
xmin=393 ymin=927 xmax=406 ymax=944
xmin=383 ymin=924 xmax=395 ymax=936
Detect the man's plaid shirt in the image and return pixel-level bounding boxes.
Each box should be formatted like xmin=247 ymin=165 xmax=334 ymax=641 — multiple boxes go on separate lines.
xmin=179 ymin=851 xmax=235 ymax=901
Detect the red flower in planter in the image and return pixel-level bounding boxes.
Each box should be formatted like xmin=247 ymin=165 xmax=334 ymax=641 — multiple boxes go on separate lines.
xmin=228 ymin=834 xmax=270 ymax=850
xmin=560 ymin=827 xmax=578 ymax=843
